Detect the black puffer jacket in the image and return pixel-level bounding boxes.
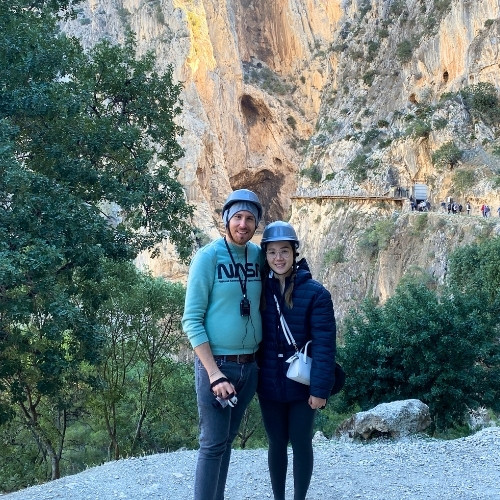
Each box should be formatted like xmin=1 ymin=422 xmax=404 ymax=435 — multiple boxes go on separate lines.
xmin=257 ymin=258 xmax=336 ymax=402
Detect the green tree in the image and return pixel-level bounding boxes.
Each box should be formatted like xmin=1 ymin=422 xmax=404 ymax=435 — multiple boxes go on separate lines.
xmin=0 ymin=0 xmax=193 ymax=480
xmin=460 ymin=82 xmax=500 ymax=125
xmin=447 ymin=237 xmax=500 ymax=307
xmin=431 ymin=141 xmax=463 ymax=169
xmin=90 ymin=260 xmax=187 ymax=459
xmin=339 ymin=274 xmax=500 ymax=431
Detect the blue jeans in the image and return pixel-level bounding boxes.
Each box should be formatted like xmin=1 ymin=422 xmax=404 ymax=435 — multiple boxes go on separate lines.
xmin=194 ymin=356 xmax=258 ymax=500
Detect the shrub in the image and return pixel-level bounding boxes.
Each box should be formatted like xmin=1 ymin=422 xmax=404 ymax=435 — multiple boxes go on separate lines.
xmin=367 ymin=41 xmax=380 ymax=61
xmin=460 ymin=82 xmax=500 ymax=125
xmin=363 ymin=70 xmax=377 ymax=86
xmin=324 ymin=119 xmax=340 ymax=134
xmin=286 ymin=116 xmax=297 ymax=130
xmin=300 ymin=165 xmax=322 ymax=183
xmin=413 ymin=213 xmax=428 ymax=232
xmin=331 ymin=43 xmax=348 ymax=53
xmin=359 ymin=2 xmax=371 ymax=19
xmin=377 ymin=27 xmax=389 ymax=38
xmin=432 ymin=117 xmax=448 ymax=130
xmin=339 ymin=268 xmax=500 ymax=431
xmin=358 ymin=218 xmax=395 ymax=257
xmin=389 ymin=0 xmax=405 ymax=17
xmin=324 ymin=245 xmax=346 ymax=266
xmin=396 ymin=40 xmax=413 ymax=63
xmin=409 ymin=119 xmax=431 ymax=138
xmin=361 ymin=128 xmax=380 ymax=146
xmin=452 ymin=170 xmax=476 ymax=194
xmin=431 ymin=142 xmax=463 ymax=169
xmin=347 ymin=153 xmax=369 ymax=182
xmin=434 ymin=0 xmax=452 ymax=15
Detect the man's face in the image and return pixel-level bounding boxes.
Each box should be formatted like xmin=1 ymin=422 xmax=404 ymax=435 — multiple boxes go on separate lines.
xmin=226 ymin=210 xmax=257 ymax=246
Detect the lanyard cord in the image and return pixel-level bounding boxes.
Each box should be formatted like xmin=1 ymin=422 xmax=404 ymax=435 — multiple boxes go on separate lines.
xmin=223 ymin=237 xmax=248 ymax=297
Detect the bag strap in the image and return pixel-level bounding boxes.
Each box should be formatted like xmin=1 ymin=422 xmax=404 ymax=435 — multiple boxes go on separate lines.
xmin=273 ymin=294 xmax=299 ymax=352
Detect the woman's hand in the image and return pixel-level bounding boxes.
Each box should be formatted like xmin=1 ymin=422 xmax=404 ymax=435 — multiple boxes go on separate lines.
xmin=308 ymin=396 xmax=326 ymax=410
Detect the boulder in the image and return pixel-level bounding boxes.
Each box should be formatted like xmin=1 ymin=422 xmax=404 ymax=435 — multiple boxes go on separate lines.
xmin=336 ymin=399 xmax=431 ymax=440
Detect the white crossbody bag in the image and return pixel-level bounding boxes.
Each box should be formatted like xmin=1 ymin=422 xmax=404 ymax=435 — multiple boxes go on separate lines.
xmin=274 ymin=295 xmax=312 ymax=385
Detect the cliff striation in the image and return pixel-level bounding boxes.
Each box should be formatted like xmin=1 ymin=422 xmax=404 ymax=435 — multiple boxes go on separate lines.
xmin=64 ymin=0 xmax=500 ymax=320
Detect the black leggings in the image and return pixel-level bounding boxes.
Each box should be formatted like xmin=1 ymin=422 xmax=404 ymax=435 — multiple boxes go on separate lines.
xmin=259 ymin=397 xmax=316 ymax=500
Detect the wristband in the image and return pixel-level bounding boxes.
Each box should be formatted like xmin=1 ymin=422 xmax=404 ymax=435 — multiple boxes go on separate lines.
xmin=210 ymin=377 xmax=229 ymax=390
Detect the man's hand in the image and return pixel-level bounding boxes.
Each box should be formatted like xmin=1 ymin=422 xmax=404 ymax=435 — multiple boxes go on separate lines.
xmin=195 ymin=342 xmax=236 ymax=398
xmin=210 ymin=373 xmax=236 ymax=399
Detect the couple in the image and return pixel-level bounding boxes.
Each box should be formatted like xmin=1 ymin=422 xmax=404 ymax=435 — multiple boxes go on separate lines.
xmin=182 ymin=189 xmax=337 ymax=500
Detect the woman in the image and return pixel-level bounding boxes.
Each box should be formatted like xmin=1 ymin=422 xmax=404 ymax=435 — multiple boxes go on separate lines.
xmin=257 ymin=221 xmax=337 ymax=500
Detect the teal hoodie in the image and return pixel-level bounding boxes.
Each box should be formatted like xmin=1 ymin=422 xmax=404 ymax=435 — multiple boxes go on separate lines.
xmin=182 ymin=237 xmax=263 ymax=354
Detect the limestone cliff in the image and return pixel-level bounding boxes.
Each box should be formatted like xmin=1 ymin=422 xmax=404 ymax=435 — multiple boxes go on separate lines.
xmin=65 ymin=0 xmax=500 ymax=321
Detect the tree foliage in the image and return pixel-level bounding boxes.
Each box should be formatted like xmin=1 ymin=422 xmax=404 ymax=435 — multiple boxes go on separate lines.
xmin=90 ymin=260 xmax=188 ymax=459
xmin=339 ymin=249 xmax=500 ymax=431
xmin=460 ymin=82 xmax=500 ymax=125
xmin=431 ymin=141 xmax=463 ymax=170
xmin=0 ymin=0 xmax=194 ymax=481
xmin=447 ymin=237 xmax=500 ymax=307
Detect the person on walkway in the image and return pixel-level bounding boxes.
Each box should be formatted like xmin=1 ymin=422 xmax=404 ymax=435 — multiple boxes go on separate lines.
xmin=182 ymin=189 xmax=264 ymax=500
xmin=466 ymin=201 xmax=471 ymax=215
xmin=257 ymin=221 xmax=337 ymax=500
xmin=497 ymin=206 xmax=500 ymax=218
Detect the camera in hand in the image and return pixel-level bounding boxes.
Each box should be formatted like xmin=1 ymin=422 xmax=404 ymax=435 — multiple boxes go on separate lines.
xmin=240 ymin=296 xmax=250 ymax=316
xmin=213 ymin=393 xmax=238 ymax=408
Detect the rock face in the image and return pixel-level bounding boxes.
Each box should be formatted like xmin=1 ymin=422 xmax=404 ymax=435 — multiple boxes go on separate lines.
xmin=336 ymin=399 xmax=432 ymax=440
xmin=64 ymin=0 xmax=339 ymax=226
xmin=290 ymin=198 xmax=500 ymax=321
xmin=64 ymin=0 xmax=500 ymax=315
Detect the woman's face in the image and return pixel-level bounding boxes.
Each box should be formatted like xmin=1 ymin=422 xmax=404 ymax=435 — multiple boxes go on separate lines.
xmin=265 ymin=241 xmax=294 ymax=277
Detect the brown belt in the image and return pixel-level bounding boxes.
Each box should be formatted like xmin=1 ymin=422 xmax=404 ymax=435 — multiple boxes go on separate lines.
xmin=214 ymin=353 xmax=256 ymax=364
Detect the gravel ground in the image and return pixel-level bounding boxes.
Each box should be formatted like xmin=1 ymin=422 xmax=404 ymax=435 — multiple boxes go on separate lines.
xmin=2 ymin=426 xmax=500 ymax=500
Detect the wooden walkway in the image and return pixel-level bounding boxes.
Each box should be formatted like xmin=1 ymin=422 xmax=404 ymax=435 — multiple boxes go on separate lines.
xmin=291 ymin=194 xmax=407 ymax=203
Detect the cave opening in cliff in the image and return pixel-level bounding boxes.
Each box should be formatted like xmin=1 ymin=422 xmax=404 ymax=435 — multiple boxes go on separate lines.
xmin=240 ymin=94 xmax=271 ymax=127
xmin=230 ymin=168 xmax=286 ymax=223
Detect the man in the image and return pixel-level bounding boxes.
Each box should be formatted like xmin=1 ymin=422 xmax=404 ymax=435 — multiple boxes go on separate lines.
xmin=182 ymin=189 xmax=263 ymax=500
